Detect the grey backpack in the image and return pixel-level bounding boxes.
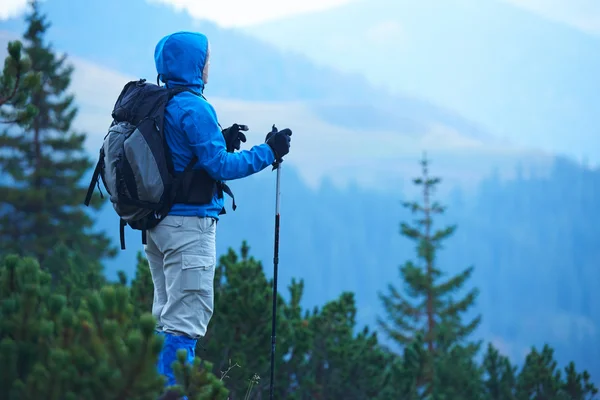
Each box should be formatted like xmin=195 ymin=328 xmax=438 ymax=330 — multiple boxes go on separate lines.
xmin=84 ymin=79 xmax=202 ymax=249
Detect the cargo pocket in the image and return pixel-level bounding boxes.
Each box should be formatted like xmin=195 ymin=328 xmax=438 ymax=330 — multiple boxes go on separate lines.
xmin=181 ymin=253 xmax=214 ymax=296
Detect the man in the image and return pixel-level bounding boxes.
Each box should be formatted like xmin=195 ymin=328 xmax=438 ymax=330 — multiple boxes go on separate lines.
xmin=147 ymin=30 xmax=292 ymax=391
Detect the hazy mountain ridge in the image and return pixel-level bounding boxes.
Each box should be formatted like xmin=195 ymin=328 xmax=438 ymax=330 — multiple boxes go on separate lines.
xmin=2 ymin=0 xmax=505 ymax=143
xmin=0 ymin=0 xmax=556 ymax=191
xmin=246 ymin=0 xmax=600 ymax=164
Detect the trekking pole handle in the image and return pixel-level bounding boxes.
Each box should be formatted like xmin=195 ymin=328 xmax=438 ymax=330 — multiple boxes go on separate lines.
xmin=275 ymin=164 xmax=281 ymax=214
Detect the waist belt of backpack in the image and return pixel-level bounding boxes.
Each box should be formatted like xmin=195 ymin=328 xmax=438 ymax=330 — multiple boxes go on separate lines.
xmin=216 ymin=181 xmax=236 ymax=215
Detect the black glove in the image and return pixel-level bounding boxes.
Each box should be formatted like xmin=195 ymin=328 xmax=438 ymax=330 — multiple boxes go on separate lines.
xmin=222 ymin=123 xmax=248 ymax=152
xmin=265 ymin=124 xmax=292 ymax=168
xmin=265 ymin=124 xmax=277 ymax=142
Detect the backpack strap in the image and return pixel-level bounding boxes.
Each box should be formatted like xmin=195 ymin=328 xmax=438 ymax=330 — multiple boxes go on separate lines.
xmin=219 ymin=182 xmax=236 ymax=211
xmin=161 ymin=86 xmax=196 ymax=177
xmin=84 ymin=148 xmax=104 ymax=206
xmin=119 ymin=218 xmax=127 ymax=250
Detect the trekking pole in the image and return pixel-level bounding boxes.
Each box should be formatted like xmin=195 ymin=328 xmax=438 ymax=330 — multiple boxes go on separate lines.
xmin=269 ymin=159 xmax=282 ymax=400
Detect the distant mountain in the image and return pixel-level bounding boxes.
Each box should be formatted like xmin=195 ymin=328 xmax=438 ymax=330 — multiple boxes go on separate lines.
xmin=246 ymin=0 xmax=600 ymax=164
xmin=0 ymin=0 xmax=553 ymax=193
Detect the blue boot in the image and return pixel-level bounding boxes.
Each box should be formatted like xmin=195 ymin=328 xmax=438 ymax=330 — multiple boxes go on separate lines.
xmin=158 ymin=332 xmax=197 ymax=398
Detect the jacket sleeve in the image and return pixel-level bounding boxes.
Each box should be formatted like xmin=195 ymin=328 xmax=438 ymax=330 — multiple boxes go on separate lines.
xmin=181 ymin=101 xmax=276 ymax=181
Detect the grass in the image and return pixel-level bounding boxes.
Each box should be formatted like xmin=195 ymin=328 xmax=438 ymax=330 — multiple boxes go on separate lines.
xmin=220 ymin=359 xmax=260 ymax=400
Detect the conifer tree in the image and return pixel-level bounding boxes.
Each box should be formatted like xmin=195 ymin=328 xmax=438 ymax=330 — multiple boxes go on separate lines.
xmin=429 ymin=318 xmax=484 ymax=399
xmin=130 ymin=251 xmax=155 ymax=321
xmin=0 ymin=0 xmax=115 ymax=267
xmin=201 ymin=241 xmax=408 ymax=399
xmin=201 ymin=241 xmax=294 ymax=399
xmin=272 ymin=276 xmax=314 ymax=399
xmin=0 ymin=39 xmax=38 ymax=124
xmin=482 ymin=343 xmax=517 ymax=400
xmin=515 ymin=345 xmax=598 ymax=400
xmin=42 ymin=242 xmax=106 ymax=308
xmin=377 ymin=153 xmax=482 ymax=395
xmin=561 ymin=361 xmax=599 ymax=400
xmin=296 ymin=292 xmax=407 ymax=400
xmin=0 ymin=253 xmax=228 ymax=400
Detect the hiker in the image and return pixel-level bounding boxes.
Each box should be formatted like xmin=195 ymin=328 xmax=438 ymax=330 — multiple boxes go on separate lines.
xmin=148 ymin=31 xmax=292 ymax=389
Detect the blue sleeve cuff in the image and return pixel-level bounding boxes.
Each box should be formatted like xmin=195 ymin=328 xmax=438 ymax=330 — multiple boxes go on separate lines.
xmin=262 ymin=143 xmax=276 ymax=164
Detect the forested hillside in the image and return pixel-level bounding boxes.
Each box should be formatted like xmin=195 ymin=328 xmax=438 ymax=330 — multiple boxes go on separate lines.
xmin=96 ymin=153 xmax=600 ymax=383
xmin=447 ymin=157 xmax=600 ymax=377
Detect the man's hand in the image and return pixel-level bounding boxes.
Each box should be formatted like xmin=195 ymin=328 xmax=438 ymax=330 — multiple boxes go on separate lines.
xmin=265 ymin=124 xmax=292 ymax=169
xmin=222 ymin=123 xmax=248 ymax=152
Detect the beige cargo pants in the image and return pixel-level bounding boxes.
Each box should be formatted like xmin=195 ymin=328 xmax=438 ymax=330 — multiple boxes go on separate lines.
xmin=143 ymin=215 xmax=217 ymax=339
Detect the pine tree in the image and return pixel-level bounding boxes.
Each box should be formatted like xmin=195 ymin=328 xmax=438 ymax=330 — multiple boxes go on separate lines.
xmin=295 ymin=292 xmax=406 ymax=400
xmin=482 ymin=343 xmax=517 ymax=400
xmin=515 ymin=344 xmax=598 ymax=400
xmin=377 ymin=153 xmax=482 ymax=395
xmin=0 ymin=0 xmax=116 ymax=266
xmin=398 ymin=333 xmax=427 ymax=400
xmin=515 ymin=345 xmax=564 ymax=399
xmin=0 ymin=39 xmax=38 ymax=124
xmin=41 ymin=242 xmax=106 ymax=308
xmin=272 ymin=276 xmax=314 ymax=399
xmin=200 ymin=241 xmax=293 ymax=399
xmin=561 ymin=361 xmax=599 ymax=400
xmin=0 ymin=253 xmax=228 ymax=400
xmin=129 ymin=251 xmax=155 ymax=321
xmin=429 ymin=319 xmax=484 ymax=399
xmin=199 ymin=241 xmax=408 ymax=399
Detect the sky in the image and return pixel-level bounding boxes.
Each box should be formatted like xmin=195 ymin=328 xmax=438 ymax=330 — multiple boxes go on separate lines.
xmin=503 ymin=0 xmax=600 ymax=36
xmin=1 ymin=0 xmax=599 ymax=35
xmin=0 ymin=0 xmax=359 ymax=25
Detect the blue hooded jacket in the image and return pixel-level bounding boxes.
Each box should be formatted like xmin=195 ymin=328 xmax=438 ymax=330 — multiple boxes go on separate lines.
xmin=154 ymin=31 xmax=275 ymax=219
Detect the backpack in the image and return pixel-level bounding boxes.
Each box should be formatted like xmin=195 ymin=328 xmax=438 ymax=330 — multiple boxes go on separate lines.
xmin=84 ymin=78 xmax=234 ymax=250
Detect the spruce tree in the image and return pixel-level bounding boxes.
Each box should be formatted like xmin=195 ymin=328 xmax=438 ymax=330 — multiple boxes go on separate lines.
xmin=377 ymin=153 xmax=482 ymax=395
xmin=429 ymin=318 xmax=484 ymax=399
xmin=0 ymin=0 xmax=115 ymax=267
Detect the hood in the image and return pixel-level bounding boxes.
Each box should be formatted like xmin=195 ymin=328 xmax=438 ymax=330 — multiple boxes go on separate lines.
xmin=154 ymin=31 xmax=210 ymax=92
